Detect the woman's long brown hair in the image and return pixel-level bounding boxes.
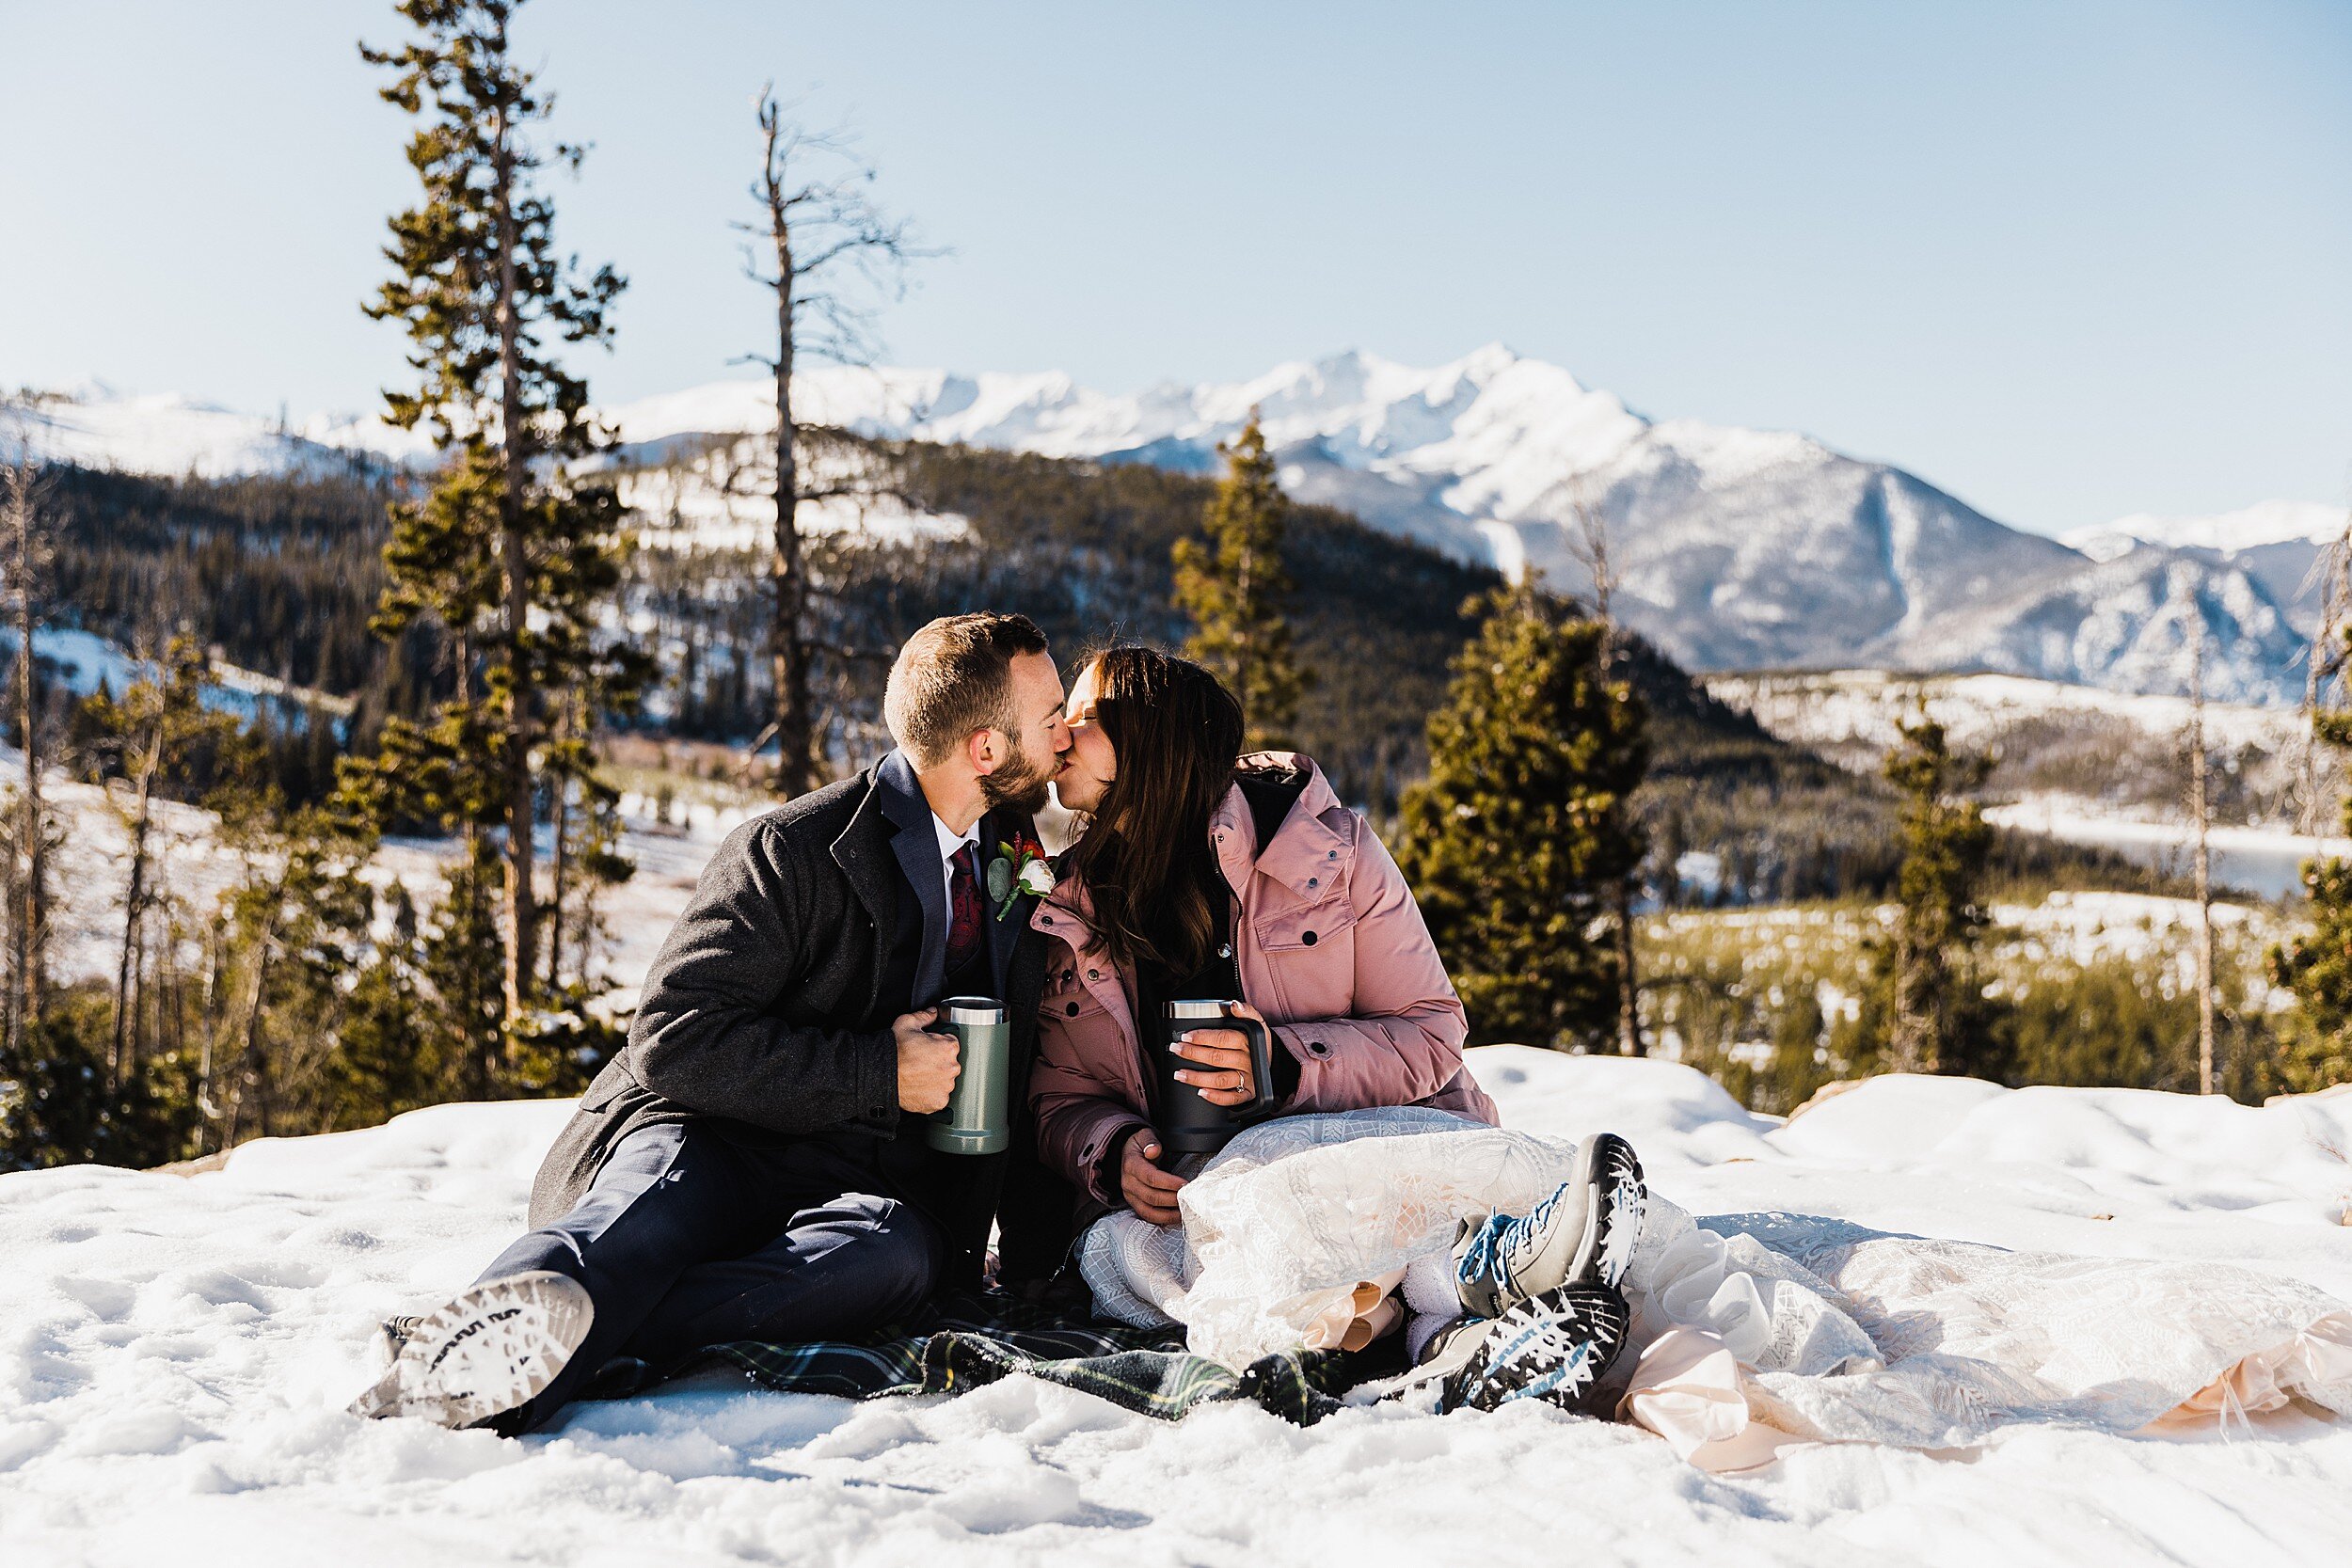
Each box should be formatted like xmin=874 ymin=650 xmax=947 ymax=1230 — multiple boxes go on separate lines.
xmin=1060 ymin=647 xmax=1247 ymax=975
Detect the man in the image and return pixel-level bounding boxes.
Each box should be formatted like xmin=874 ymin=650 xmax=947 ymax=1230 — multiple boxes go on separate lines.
xmin=352 ymin=612 xmax=1074 ymax=1433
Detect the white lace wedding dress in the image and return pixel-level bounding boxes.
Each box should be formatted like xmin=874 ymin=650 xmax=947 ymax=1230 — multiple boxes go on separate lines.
xmin=1078 ymin=1110 xmax=2352 ymax=1467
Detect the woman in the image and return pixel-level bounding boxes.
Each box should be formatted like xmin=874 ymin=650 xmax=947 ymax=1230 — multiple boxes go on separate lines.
xmin=1027 ymin=647 xmax=1647 ymax=1411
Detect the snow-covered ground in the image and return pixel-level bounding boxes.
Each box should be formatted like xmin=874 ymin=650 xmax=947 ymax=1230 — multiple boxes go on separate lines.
xmin=7 ymin=1052 xmax=2352 ymax=1567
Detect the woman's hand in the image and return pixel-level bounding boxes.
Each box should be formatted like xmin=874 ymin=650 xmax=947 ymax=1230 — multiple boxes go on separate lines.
xmin=1118 ymin=1130 xmax=1187 ymax=1226
xmin=1171 ymin=1002 xmax=1268 ymax=1107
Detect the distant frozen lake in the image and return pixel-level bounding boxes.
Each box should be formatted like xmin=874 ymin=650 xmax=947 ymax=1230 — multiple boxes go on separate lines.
xmin=1986 ymin=798 xmax=2351 ymax=901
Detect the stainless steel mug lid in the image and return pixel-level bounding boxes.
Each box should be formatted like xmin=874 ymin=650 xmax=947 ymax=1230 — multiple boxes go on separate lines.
xmin=944 ymin=996 xmax=1009 ymax=1025
xmin=1165 ymin=999 xmax=1234 ymax=1021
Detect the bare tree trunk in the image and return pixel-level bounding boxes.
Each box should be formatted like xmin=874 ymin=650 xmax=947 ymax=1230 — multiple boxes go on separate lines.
xmin=759 ymin=103 xmax=819 ymax=800
xmin=196 ymin=916 xmax=224 ymax=1153
xmin=245 ymin=955 xmax=271 ymax=1141
xmin=1889 ymin=936 xmax=1940 ymax=1075
xmin=221 ymin=913 xmax=278 ymax=1150
xmin=1573 ymin=483 xmax=1644 ymax=1055
xmin=545 ymin=703 xmax=571 ymax=996
xmin=744 ymin=91 xmax=920 ymax=794
xmin=2188 ymin=618 xmax=2216 ymax=1095
xmin=10 ymin=511 xmax=35 ymax=1040
xmin=490 ymin=78 xmax=537 ymax=1040
xmin=110 ymin=756 xmax=158 ymax=1090
xmin=1609 ymin=879 xmax=1644 ymax=1056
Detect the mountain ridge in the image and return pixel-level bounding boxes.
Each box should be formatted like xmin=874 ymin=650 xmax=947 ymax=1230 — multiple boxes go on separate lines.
xmin=7 ymin=351 xmax=2326 ymax=702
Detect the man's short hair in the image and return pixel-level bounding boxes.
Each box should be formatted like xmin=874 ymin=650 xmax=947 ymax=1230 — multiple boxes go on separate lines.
xmin=883 ymin=612 xmax=1052 ymax=768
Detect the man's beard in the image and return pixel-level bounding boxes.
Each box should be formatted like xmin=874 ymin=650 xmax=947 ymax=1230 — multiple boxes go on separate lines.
xmin=979 ymin=732 xmax=1055 ymax=815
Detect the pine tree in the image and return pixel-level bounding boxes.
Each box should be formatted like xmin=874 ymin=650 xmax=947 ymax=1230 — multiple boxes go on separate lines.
xmin=1879 ymin=713 xmax=1994 ymax=1074
xmin=1174 ymin=415 xmax=1309 ymax=750
xmin=2268 ymin=646 xmax=2352 ymax=1091
xmin=359 ymin=0 xmax=635 ymax=1051
xmin=1397 ymin=587 xmax=1648 ymax=1049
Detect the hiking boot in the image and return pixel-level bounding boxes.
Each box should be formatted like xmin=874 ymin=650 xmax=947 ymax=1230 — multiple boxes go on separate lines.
xmin=1453 ymin=1132 xmax=1646 ymax=1318
xmin=373 ymin=1313 xmax=424 ymax=1369
xmin=1438 ymin=1282 xmax=1630 ymax=1415
xmin=348 ymin=1271 xmax=594 ymax=1430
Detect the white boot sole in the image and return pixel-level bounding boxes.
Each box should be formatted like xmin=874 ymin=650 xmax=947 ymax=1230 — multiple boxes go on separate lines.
xmin=348 ymin=1271 xmax=595 ymax=1430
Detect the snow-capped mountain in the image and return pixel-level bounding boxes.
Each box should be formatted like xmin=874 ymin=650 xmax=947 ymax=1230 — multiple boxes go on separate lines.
xmin=8 ymin=352 xmax=2327 ymax=701
xmin=1880 ymin=546 xmax=2305 ymax=705
xmin=2065 ymin=499 xmax=2347 ymax=562
xmin=604 ymin=347 xmax=2312 ymax=700
xmin=2063 ymin=500 xmax=2348 ymax=645
xmin=0 ymin=382 xmax=432 ymax=476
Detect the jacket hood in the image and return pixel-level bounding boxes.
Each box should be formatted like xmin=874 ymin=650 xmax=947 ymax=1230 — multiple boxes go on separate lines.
xmin=1211 ymin=752 xmax=1347 ymax=903
xmin=1032 ymin=752 xmax=1346 ymax=944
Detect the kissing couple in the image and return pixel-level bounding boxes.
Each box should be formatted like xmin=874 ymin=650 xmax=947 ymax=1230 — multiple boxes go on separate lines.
xmin=351 ymin=612 xmax=1649 ymax=1435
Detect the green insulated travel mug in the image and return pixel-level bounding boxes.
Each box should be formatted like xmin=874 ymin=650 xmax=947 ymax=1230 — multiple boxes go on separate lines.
xmin=926 ymin=996 xmax=1012 ymax=1155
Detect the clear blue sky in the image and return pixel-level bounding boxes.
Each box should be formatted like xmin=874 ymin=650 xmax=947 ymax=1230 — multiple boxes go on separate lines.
xmin=3 ymin=0 xmax=2346 ymax=535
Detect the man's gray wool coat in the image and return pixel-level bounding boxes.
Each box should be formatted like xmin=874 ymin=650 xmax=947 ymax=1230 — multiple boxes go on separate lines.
xmin=526 ymin=760 xmax=1068 ymax=1286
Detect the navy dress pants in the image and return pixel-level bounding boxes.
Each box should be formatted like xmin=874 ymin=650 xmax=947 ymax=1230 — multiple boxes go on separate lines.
xmin=474 ymin=1120 xmax=946 ymax=1432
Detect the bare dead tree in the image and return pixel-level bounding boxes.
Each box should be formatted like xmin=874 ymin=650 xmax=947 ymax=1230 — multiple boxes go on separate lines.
xmin=739 ymin=86 xmax=930 ymax=798
xmin=1564 ymin=472 xmax=1645 ymax=1056
xmin=2184 ymin=604 xmax=2215 ymax=1095
xmin=2295 ymin=510 xmax=2352 ymax=837
xmin=0 ymin=454 xmax=53 ymax=1044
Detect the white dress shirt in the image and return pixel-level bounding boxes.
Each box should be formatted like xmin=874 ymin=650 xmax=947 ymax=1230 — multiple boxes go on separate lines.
xmin=930 ymin=811 xmax=982 ymax=913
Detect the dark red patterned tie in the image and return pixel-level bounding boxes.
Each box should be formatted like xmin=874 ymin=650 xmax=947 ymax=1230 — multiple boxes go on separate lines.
xmin=946 ymin=842 xmax=983 ymax=973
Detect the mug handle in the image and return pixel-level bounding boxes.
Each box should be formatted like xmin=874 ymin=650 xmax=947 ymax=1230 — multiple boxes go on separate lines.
xmin=1224 ymin=1007 xmax=1279 ymax=1120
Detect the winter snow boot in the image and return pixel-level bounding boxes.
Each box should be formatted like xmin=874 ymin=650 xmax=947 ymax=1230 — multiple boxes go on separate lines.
xmin=1435 ymin=1282 xmax=1631 ymax=1415
xmin=373 ymin=1314 xmax=424 ymax=1368
xmin=1453 ymin=1132 xmax=1645 ymax=1319
xmin=348 ymin=1271 xmax=594 ymax=1430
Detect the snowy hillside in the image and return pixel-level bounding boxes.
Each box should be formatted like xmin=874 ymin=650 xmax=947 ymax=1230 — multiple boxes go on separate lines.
xmin=596 ymin=349 xmax=2315 ymax=698
xmin=1705 ymin=668 xmax=2352 ymax=895
xmin=2066 ymin=500 xmax=2350 ymax=644
xmin=2 ymin=384 xmax=430 ymax=476
xmin=7 ymin=1052 xmax=2352 ymax=1566
xmin=8 ymin=358 xmax=2328 ymax=699
xmin=1876 ymin=546 xmax=2305 ymax=704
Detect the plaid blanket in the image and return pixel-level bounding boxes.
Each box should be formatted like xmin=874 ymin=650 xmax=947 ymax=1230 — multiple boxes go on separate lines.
xmin=696 ymin=1290 xmax=1404 ymax=1426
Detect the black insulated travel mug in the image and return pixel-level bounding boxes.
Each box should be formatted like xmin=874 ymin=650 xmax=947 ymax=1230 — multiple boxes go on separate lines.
xmin=1158 ymin=998 xmax=1277 ymax=1156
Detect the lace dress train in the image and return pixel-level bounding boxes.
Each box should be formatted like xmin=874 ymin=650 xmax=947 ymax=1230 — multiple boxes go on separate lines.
xmin=1075 ymin=1109 xmax=2352 ymax=1465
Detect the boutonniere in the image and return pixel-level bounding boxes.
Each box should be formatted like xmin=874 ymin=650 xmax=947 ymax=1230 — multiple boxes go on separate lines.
xmin=987 ymin=834 xmax=1055 ymax=918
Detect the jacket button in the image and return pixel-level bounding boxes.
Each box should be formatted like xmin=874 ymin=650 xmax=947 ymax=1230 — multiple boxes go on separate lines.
xmin=1088 ymin=969 xmax=1099 ymax=980
xmin=1327 ymin=849 xmax=1337 ymax=860
xmin=1307 ymin=877 xmax=1318 ymax=889
xmin=1066 ymin=1002 xmax=1080 ymax=1017
xmin=1302 ymin=931 xmax=1318 ymax=945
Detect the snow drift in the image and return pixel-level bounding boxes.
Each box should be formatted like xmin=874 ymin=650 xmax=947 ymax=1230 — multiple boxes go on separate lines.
xmin=7 ymin=1050 xmax=2352 ymax=1565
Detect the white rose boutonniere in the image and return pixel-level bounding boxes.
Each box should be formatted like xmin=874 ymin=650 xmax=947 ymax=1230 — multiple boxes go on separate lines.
xmin=988 ymin=834 xmax=1056 ymax=919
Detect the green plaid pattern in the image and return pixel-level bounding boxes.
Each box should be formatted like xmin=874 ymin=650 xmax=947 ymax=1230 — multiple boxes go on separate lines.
xmin=697 ymin=1290 xmax=1389 ymax=1426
